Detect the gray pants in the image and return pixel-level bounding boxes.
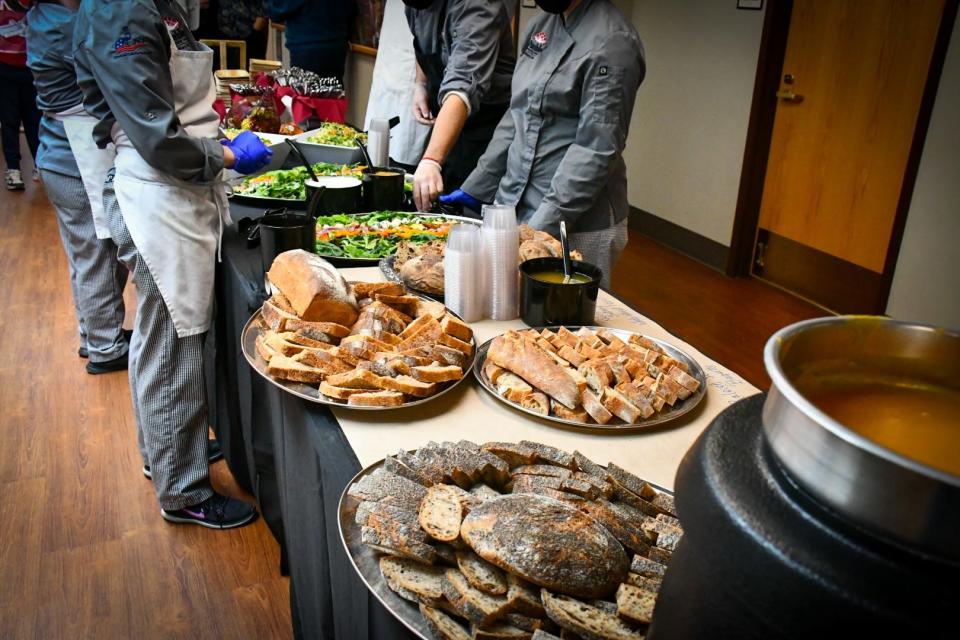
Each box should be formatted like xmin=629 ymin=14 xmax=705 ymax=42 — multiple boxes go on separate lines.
xmin=41 ymin=169 xmax=128 ymax=362
xmin=103 ymin=170 xmax=213 ymax=511
xmin=569 ymin=218 xmax=630 ymax=290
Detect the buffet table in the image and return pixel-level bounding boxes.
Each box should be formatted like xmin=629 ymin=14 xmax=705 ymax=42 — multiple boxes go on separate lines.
xmin=210 ymin=213 xmax=760 ymax=639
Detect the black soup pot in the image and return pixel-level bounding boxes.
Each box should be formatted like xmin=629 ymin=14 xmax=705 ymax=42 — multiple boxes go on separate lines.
xmin=362 ymin=167 xmax=405 ymax=211
xmin=520 ymin=257 xmax=602 ymax=327
xmin=306 ymin=176 xmax=363 ymax=215
xmin=248 ymin=208 xmax=315 ymax=273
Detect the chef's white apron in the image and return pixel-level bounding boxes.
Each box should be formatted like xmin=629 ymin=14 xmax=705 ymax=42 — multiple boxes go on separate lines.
xmin=53 ymin=104 xmax=116 ymax=240
xmin=112 ymin=44 xmax=228 ymax=338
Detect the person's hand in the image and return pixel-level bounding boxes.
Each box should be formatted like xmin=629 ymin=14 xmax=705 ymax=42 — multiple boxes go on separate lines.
xmin=438 ymin=189 xmax=482 ymax=213
xmin=412 ymin=82 xmax=435 ymax=125
xmin=253 ymin=16 xmax=268 ymax=30
xmin=413 ymin=158 xmax=443 ymax=211
xmin=221 ymin=131 xmax=273 ymax=175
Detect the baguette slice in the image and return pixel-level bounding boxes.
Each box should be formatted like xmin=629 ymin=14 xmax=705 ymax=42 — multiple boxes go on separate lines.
xmin=418 ymin=484 xmax=466 ymax=542
xmin=484 ymin=361 xmax=507 ymax=385
xmin=266 ymin=354 xmax=328 ymax=383
xmin=581 ymin=389 xmax=613 ymax=425
xmin=496 ymin=372 xmax=534 ymax=403
xmin=550 ymin=400 xmax=590 ymax=423
xmin=412 ymin=364 xmax=464 ymax=383
xmin=420 ymin=603 xmax=472 ymax=640
xmin=541 ymin=590 xmax=644 ymax=640
xmin=615 ymin=583 xmax=656 ymax=626
xmin=347 ymin=390 xmax=405 ymax=407
xmin=440 ymin=314 xmax=474 ymax=343
xmin=601 ymin=388 xmax=643 ymax=424
xmin=520 ymin=391 xmax=550 ymax=416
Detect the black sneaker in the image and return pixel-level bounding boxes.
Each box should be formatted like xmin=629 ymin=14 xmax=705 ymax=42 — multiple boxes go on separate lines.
xmin=85 ymin=352 xmax=128 ymax=374
xmin=143 ymin=439 xmax=223 ymax=479
xmin=81 ymin=329 xmax=131 ymax=360
xmin=161 ymin=492 xmax=257 ymax=529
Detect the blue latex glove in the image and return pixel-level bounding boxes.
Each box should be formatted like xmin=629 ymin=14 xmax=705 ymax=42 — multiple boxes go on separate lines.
xmin=221 ymin=130 xmax=273 ymax=175
xmin=439 ymin=189 xmax=482 ymax=212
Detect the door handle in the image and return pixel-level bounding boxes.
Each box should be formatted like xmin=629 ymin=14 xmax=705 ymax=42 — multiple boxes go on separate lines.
xmin=776 ymin=90 xmax=805 ymax=104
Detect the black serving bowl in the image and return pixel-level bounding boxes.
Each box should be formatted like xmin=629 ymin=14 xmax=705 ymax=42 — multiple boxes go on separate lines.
xmin=519 ymin=257 xmax=602 ymax=327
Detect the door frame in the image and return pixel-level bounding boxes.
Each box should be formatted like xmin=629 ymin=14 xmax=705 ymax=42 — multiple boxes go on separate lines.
xmin=725 ymin=0 xmax=959 ymax=313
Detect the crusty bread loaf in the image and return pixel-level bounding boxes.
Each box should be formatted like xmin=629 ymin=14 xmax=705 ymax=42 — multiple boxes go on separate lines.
xmin=460 ymin=494 xmax=628 ymax=599
xmin=541 ymin=590 xmax=644 ymax=640
xmin=457 ymin=549 xmax=508 ymax=596
xmin=419 ymin=484 xmax=467 ymax=542
xmin=615 ymin=583 xmax=656 ymax=626
xmin=487 ymin=332 xmax=581 ymax=410
xmin=420 ymin=603 xmax=472 ymax=640
xmin=347 ymin=390 xmax=405 ymax=407
xmin=267 ymin=250 xmax=358 ymax=325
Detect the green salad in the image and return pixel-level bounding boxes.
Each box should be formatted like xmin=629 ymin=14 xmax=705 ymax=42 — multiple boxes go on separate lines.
xmin=315 ymin=212 xmax=453 ymax=259
xmin=233 ymin=163 xmax=366 ymax=200
xmin=222 ymin=128 xmax=272 ymax=146
xmin=307 ymin=122 xmax=367 ymax=147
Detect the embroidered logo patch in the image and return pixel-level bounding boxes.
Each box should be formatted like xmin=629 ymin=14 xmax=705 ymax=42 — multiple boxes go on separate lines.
xmin=112 ymin=27 xmax=150 ymax=58
xmin=522 ymin=31 xmax=549 ymax=58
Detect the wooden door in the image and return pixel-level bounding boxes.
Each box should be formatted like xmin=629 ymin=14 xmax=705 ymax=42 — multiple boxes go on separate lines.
xmin=753 ymin=0 xmax=947 ymax=312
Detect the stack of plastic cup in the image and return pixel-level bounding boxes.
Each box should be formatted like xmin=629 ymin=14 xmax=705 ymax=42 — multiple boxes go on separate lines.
xmin=482 ymin=204 xmax=520 ymax=320
xmin=444 ymin=223 xmax=485 ymax=322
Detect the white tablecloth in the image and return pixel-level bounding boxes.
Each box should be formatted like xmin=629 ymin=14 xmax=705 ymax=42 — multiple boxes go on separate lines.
xmin=333 ymin=267 xmax=760 ymax=490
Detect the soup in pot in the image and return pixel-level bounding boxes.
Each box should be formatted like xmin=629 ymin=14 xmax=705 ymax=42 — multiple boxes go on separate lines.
xmin=528 ymin=271 xmax=593 ymax=285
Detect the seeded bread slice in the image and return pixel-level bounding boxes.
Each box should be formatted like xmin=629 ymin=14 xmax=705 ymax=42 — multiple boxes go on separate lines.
xmin=469 ymin=484 xmax=503 ymax=502
xmin=419 ymin=484 xmax=468 ymax=542
xmin=482 ymin=442 xmax=538 ymax=468
xmin=442 ymin=569 xmax=513 ymax=626
xmin=615 ymin=583 xmax=656 ymax=626
xmin=379 ymin=556 xmax=446 ymax=601
xmin=507 ymin=574 xmax=545 ymax=618
xmin=505 ymin=614 xmax=558 ymax=633
xmin=518 ymin=441 xmax=575 ymax=470
xmin=471 ymin=622 xmax=533 ymax=640
xmin=420 ymin=603 xmax=472 ymax=640
xmin=647 ymin=547 xmax=672 ymax=565
xmin=361 ymin=526 xmax=437 ymax=564
xmin=623 ymin=573 xmax=662 ymax=591
xmin=541 ymin=591 xmax=644 ymax=640
xmin=572 ymin=452 xmax=607 ymax=480
xmin=456 ymin=549 xmax=508 ymax=596
xmin=512 ymin=465 xmax=573 ymax=480
xmin=347 ymin=468 xmax=428 ymax=504
xmin=578 ymin=500 xmax=653 ymax=556
xmin=629 ymin=555 xmax=666 ymax=579
xmin=531 ymin=632 xmax=562 ymax=640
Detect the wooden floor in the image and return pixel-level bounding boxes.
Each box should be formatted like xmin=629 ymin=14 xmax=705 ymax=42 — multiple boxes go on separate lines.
xmin=0 ymin=159 xmax=821 ymax=638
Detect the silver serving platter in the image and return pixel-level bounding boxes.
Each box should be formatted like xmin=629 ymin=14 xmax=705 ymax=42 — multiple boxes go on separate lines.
xmin=241 ymin=307 xmax=476 ymax=410
xmin=379 ymin=255 xmax=443 ymax=302
xmin=473 ymin=327 xmax=707 ymax=434
xmin=337 ymin=453 xmax=676 ymax=638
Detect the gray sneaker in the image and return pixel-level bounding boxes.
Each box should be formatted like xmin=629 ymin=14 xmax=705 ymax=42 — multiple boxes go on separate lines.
xmin=5 ymin=169 xmax=24 ymax=190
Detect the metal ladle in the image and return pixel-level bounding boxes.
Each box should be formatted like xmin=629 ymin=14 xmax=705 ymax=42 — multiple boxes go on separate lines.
xmin=559 ymin=220 xmax=573 ymax=284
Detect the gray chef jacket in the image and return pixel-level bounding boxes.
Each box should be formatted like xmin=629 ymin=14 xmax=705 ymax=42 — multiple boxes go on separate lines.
xmin=461 ymin=0 xmax=645 ymax=236
xmin=404 ymin=0 xmax=515 ymax=116
xmin=72 ymin=0 xmax=224 ymax=183
xmin=26 ymin=2 xmax=82 ymax=179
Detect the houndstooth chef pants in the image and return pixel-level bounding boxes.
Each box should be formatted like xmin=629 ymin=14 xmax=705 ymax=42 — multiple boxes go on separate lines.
xmin=41 ymin=169 xmax=128 ymax=362
xmin=102 ymin=169 xmax=213 ymax=511
xmin=568 ymin=218 xmax=629 ymax=290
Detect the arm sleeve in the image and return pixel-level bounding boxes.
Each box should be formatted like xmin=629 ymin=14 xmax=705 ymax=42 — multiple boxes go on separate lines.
xmin=459 ymin=107 xmax=515 ymax=201
xmin=77 ymin=0 xmax=223 ymax=182
xmin=527 ymin=34 xmax=645 ymax=231
xmin=438 ymin=0 xmax=506 ymax=115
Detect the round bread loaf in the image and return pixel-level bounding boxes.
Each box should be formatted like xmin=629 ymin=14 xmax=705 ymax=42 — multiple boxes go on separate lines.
xmin=460 ymin=494 xmax=628 ymax=599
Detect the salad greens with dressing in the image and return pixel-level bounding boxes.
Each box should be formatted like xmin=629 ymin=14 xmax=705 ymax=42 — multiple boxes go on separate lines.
xmin=306 ymin=122 xmax=367 ymax=147
xmin=315 ymin=212 xmax=453 ymax=259
xmin=233 ymin=163 xmax=365 ymax=200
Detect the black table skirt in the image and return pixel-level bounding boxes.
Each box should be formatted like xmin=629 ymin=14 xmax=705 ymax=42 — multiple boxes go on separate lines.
xmin=208 ymin=203 xmax=415 ymax=639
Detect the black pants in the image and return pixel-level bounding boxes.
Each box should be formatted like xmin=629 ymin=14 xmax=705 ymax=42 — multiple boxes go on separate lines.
xmin=0 ymin=63 xmax=40 ymax=169
xmin=443 ymin=102 xmax=509 ymax=194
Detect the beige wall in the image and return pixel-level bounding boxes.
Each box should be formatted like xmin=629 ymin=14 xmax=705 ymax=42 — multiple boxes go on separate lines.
xmin=885 ymin=16 xmax=960 ymax=329
xmin=345 ymin=50 xmax=377 ymax=126
xmin=623 ymin=0 xmax=765 ymax=246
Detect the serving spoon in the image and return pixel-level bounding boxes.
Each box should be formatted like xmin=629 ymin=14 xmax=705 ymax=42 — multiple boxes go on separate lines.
xmin=559 ymin=220 xmax=573 ymax=284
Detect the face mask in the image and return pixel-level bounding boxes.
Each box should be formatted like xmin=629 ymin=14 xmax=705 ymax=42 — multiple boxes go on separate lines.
xmin=403 ymin=0 xmax=435 ymax=9
xmin=535 ymin=0 xmax=573 ymax=13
